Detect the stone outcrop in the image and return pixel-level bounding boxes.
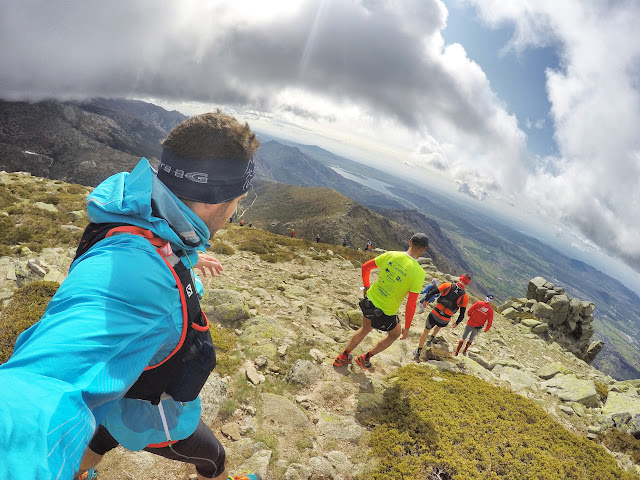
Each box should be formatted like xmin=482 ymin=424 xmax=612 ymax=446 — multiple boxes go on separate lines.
xmin=501 ymin=276 xmax=601 ymax=364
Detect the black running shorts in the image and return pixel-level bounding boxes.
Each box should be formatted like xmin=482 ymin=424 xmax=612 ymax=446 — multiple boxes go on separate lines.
xmin=88 ymin=420 xmax=225 ymax=478
xmin=359 ymin=297 xmax=398 ymax=332
xmin=425 ymin=312 xmax=449 ymax=330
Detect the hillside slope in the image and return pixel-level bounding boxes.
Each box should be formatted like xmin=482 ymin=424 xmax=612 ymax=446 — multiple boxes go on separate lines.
xmin=244 ymin=178 xmax=470 ymax=276
xmin=1 ymin=172 xmax=639 ymax=479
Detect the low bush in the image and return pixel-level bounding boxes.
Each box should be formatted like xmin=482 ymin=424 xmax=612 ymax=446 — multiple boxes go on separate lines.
xmin=594 ymin=380 xmax=609 ymax=402
xmin=360 ymin=366 xmax=637 ymax=480
xmin=0 ymin=281 xmax=60 ymax=363
xmin=599 ymin=429 xmax=640 ymax=464
xmin=209 ymin=241 xmax=235 ymax=256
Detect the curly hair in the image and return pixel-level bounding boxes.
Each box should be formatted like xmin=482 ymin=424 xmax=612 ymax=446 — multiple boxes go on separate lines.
xmin=162 ymin=110 xmax=260 ymax=162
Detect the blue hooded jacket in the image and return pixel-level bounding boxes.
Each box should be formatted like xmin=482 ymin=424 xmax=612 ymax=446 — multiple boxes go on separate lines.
xmin=0 ymin=159 xmax=212 ymax=479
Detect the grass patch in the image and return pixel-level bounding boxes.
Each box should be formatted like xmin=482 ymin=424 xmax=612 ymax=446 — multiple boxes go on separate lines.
xmin=218 ymin=398 xmax=238 ymax=421
xmin=209 ymin=324 xmax=243 ymax=377
xmin=359 ymin=366 xmax=636 ymax=480
xmin=0 ymin=281 xmax=60 ymax=363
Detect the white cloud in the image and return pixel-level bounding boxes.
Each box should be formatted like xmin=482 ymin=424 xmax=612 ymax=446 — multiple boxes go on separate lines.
xmin=0 ymin=0 xmax=638 ymax=271
xmin=464 ymin=0 xmax=640 ymax=270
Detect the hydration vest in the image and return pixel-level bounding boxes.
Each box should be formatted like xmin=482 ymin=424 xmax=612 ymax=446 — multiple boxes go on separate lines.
xmin=73 ymin=222 xmax=216 ymax=405
xmin=434 ymin=283 xmax=466 ymax=320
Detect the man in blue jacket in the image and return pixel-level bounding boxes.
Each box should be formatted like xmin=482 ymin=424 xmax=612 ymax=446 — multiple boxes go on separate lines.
xmin=0 ymin=112 xmax=261 ymax=480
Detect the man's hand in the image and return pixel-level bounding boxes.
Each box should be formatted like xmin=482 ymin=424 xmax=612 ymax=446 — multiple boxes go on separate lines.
xmin=401 ymin=327 xmax=409 ymax=340
xmin=363 ymin=286 xmax=369 ymax=298
xmin=194 ymin=253 xmax=224 ymax=277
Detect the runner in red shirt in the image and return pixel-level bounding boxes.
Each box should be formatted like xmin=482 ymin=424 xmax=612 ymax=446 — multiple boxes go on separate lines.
xmin=452 ymin=295 xmax=494 ymax=356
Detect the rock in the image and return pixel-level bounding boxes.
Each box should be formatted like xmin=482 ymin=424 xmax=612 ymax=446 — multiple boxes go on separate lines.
xmin=221 ymin=422 xmax=243 ymax=441
xmin=559 ymin=405 xmax=574 ymax=415
xmin=521 ymin=319 xmax=542 ymax=328
xmin=502 ymin=307 xmax=518 ymax=320
xmin=286 ymin=359 xmax=323 ymax=386
xmin=246 ymin=363 xmax=266 ymax=385
xmin=262 ymin=393 xmax=310 ymax=430
xmin=202 ymin=288 xmax=249 ymax=323
xmin=582 ymin=301 xmax=596 ymax=316
xmin=537 ymin=362 xmax=571 ymax=380
xmin=33 ymin=201 xmax=58 ymax=213
xmin=467 ymin=352 xmax=493 ymax=370
xmin=309 ymin=348 xmax=325 ymax=364
xmin=549 ymin=294 xmax=570 ymax=312
xmin=346 ymin=309 xmax=363 ymax=328
xmin=316 ymin=410 xmax=365 ymax=443
xmin=491 ymin=359 xmax=524 ymax=370
xmin=572 ymin=403 xmax=586 ymax=417
xmin=255 ymin=355 xmax=269 ymax=369
xmin=603 ymin=392 xmax=640 ymax=416
xmin=532 ymin=302 xmax=554 ymax=321
xmin=542 ymin=375 xmax=600 ymax=407
xmin=584 ymin=340 xmax=604 ymax=363
xmin=531 ymin=323 xmax=548 ymax=334
xmin=284 ymin=463 xmax=312 ymax=480
xmin=497 ymin=366 xmax=538 ymax=390
xmin=238 ymin=449 xmax=271 ymax=480
xmin=307 ymin=456 xmax=336 ymax=479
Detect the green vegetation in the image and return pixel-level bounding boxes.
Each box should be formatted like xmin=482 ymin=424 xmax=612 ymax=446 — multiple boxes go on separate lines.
xmin=594 ymin=381 xmax=609 ymax=402
xmin=599 ymin=429 xmax=640 ymax=464
xmin=0 ymin=181 xmax=89 ymax=252
xmin=0 ymin=281 xmax=59 ymax=363
xmin=209 ymin=324 xmax=243 ymax=377
xmin=358 ymin=366 xmax=637 ymax=480
xmin=209 ymin=240 xmax=235 ymax=256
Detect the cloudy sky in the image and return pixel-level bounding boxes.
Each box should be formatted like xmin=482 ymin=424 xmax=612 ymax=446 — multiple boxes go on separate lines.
xmin=1 ymin=0 xmax=639 ymax=282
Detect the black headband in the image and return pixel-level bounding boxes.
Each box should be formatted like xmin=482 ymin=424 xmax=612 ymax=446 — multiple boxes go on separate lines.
xmin=157 ymin=148 xmax=255 ymax=204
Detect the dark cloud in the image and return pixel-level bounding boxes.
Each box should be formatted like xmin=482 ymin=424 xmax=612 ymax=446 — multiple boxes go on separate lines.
xmin=0 ymin=0 xmax=493 ymax=138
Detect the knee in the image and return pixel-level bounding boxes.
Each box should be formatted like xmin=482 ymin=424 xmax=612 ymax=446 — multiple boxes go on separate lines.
xmin=360 ymin=323 xmax=373 ymax=334
xmin=388 ymin=328 xmax=402 ymax=340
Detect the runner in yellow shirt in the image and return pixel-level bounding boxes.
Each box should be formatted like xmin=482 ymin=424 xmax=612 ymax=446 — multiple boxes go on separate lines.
xmin=333 ymin=233 xmax=428 ymax=369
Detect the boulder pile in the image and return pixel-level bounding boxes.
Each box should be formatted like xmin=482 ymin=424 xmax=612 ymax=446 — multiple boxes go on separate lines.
xmin=499 ymin=276 xmax=604 ymax=364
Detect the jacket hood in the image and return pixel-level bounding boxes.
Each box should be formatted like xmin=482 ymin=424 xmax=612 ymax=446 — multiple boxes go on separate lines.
xmin=86 ymin=158 xmax=210 ymax=252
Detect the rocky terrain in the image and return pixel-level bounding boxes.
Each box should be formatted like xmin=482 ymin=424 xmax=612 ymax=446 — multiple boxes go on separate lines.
xmin=2 ymin=170 xmax=640 ymax=479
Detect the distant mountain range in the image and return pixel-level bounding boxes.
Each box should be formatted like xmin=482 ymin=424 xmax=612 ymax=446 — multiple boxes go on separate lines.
xmin=0 ymin=97 xmax=638 ymax=379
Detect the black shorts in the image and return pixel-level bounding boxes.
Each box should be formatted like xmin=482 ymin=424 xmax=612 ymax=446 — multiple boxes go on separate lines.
xmin=88 ymin=420 xmax=225 ymax=478
xmin=359 ymin=297 xmax=398 ymax=332
xmin=425 ymin=312 xmax=450 ymax=330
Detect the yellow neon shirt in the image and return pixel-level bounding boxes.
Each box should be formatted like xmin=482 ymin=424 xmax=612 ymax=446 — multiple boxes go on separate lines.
xmin=367 ymin=251 xmax=425 ymax=315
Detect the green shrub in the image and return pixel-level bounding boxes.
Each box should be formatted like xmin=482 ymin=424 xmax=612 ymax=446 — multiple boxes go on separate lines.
xmin=0 ymin=281 xmax=60 ymax=363
xmin=599 ymin=429 xmax=640 ymax=464
xmin=209 ymin=324 xmax=242 ymax=377
xmin=594 ymin=381 xmax=609 ymax=402
xmin=218 ymin=398 xmax=238 ymax=420
xmin=359 ymin=366 xmax=637 ymax=480
xmin=209 ymin=241 xmax=235 ymax=256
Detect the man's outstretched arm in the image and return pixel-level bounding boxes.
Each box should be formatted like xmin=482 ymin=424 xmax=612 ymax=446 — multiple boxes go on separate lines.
xmin=361 ymin=259 xmax=376 ymax=297
xmin=402 ymin=291 xmax=419 ymax=339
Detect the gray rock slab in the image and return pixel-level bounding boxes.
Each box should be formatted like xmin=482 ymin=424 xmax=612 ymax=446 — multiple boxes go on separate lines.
xmin=537 ymin=362 xmax=571 ymax=380
xmin=603 ymin=391 xmax=640 ymax=415
xmin=542 ymin=375 xmax=599 ymax=407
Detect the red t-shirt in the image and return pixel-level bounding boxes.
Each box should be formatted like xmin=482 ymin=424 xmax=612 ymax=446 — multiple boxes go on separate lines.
xmin=466 ymin=300 xmax=494 ymax=330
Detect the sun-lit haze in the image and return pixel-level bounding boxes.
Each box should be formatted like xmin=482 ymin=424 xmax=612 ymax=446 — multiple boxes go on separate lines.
xmin=1 ymin=0 xmax=639 ymax=290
